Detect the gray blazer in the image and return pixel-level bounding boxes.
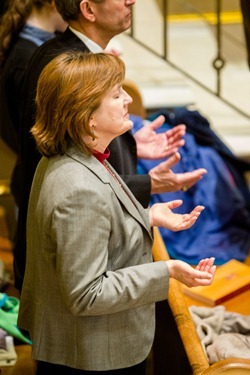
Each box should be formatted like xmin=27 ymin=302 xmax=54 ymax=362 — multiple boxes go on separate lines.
xmin=18 ymin=146 xmax=170 ymax=371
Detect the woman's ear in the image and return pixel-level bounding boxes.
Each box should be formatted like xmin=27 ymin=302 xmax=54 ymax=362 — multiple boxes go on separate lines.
xmin=79 ymin=0 xmax=96 ymax=22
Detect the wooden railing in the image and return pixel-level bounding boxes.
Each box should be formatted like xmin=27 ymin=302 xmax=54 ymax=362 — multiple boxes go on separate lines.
xmin=152 ymin=227 xmax=250 ymax=374
xmin=127 ymin=0 xmax=250 ymax=121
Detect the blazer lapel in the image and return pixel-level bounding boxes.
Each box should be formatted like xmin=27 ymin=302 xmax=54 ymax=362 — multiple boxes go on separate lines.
xmin=66 ymin=147 xmax=152 ymax=237
xmin=103 ymin=161 xmax=151 ymax=230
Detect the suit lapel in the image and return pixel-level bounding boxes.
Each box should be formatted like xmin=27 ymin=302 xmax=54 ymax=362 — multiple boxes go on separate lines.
xmin=66 ymin=147 xmax=152 ymax=236
xmin=103 ymin=161 xmax=151 ymax=230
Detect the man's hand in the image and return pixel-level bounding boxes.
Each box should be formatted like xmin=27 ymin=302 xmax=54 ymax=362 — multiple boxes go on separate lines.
xmin=167 ymin=257 xmax=216 ymax=288
xmin=149 ymin=199 xmax=205 ymax=230
xmin=134 ymin=115 xmax=186 ymax=159
xmin=149 ymin=152 xmax=207 ymax=194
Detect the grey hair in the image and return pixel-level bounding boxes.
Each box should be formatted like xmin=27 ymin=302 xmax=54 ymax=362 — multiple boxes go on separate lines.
xmin=54 ymin=0 xmax=104 ymax=22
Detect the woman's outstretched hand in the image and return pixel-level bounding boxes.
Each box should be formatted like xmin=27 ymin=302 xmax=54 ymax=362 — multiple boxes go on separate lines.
xmin=167 ymin=257 xmax=216 ymax=287
xmin=149 ymin=200 xmax=204 ymax=231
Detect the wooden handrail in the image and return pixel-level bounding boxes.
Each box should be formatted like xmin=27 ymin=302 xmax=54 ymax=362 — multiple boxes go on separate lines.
xmin=152 ymin=227 xmax=250 ymax=374
xmin=152 ymin=227 xmax=209 ymax=375
xmin=202 ymin=358 xmax=250 ymax=374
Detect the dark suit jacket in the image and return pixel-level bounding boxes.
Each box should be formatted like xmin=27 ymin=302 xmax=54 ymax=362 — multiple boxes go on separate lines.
xmin=0 ymin=37 xmax=37 ymax=154
xmin=14 ymin=27 xmax=151 ymax=290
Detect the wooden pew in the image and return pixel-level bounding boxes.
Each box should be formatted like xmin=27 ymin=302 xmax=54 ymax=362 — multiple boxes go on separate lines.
xmin=152 ymin=226 xmax=250 ymax=375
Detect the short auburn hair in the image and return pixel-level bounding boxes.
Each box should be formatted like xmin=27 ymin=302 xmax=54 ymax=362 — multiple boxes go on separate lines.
xmin=31 ymin=50 xmax=125 ymax=157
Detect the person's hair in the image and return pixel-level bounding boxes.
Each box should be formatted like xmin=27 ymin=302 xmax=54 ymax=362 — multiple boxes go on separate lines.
xmin=54 ymin=0 xmax=104 ymax=22
xmin=31 ymin=50 xmax=126 ymax=157
xmin=0 ymin=0 xmax=52 ymax=68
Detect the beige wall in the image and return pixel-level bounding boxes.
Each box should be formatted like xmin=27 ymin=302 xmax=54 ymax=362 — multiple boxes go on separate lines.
xmin=155 ymin=0 xmax=240 ymax=14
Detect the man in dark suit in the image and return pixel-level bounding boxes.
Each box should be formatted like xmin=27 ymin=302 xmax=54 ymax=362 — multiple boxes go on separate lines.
xmin=14 ymin=0 xmax=207 ymax=291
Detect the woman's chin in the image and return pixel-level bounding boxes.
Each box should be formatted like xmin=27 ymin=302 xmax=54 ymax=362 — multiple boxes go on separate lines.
xmin=116 ymin=119 xmax=134 ymax=137
xmin=125 ymin=119 xmax=134 ymax=130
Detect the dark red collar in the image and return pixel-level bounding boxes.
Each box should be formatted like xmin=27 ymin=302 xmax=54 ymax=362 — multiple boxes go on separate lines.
xmin=93 ymin=148 xmax=110 ymax=164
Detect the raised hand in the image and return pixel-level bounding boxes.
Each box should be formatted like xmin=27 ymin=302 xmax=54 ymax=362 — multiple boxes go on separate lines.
xmin=134 ymin=115 xmax=186 ymax=159
xmin=148 ymin=152 xmax=207 ymax=194
xmin=149 ymin=200 xmax=205 ymax=230
xmin=166 ymin=257 xmax=216 ymax=287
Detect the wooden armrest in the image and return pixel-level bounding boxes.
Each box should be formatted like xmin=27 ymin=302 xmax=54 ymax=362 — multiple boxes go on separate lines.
xmin=152 ymin=227 xmax=210 ymax=375
xmin=201 ymin=358 xmax=250 ymax=374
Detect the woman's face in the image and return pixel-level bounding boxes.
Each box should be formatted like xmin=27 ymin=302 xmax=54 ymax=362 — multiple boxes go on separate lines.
xmin=92 ymin=84 xmax=133 ymax=148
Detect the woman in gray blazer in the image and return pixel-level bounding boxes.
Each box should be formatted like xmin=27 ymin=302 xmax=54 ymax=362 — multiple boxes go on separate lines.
xmin=18 ymin=51 xmax=216 ymax=375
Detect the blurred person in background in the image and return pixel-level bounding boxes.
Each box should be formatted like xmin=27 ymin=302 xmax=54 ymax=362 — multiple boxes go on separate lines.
xmin=0 ymin=0 xmax=67 ymax=205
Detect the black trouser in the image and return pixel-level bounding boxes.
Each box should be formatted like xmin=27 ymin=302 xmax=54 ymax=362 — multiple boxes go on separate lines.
xmin=36 ymin=359 xmax=147 ymax=375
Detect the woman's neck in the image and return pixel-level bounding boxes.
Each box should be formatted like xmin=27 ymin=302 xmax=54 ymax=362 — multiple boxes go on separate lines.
xmin=93 ymin=148 xmax=110 ymax=164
